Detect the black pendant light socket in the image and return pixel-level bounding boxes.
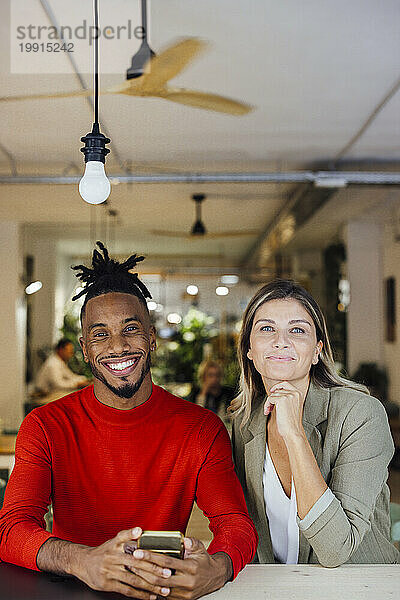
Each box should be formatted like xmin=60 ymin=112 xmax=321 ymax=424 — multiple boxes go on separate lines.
xmin=80 ymin=122 xmax=110 ymax=164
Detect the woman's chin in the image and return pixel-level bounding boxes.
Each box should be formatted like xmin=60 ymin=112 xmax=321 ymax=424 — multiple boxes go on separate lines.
xmin=263 ymin=367 xmax=296 ymax=381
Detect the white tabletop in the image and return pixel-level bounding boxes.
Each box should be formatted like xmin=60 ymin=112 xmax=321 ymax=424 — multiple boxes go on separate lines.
xmin=0 ymin=562 xmax=398 ymax=600
xmin=205 ymin=564 xmax=400 ymax=600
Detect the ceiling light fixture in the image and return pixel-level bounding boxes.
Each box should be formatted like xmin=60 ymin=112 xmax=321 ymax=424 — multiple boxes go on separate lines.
xmin=186 ymin=285 xmax=199 ymax=296
xmin=216 ymin=286 xmax=229 ymax=296
xmin=147 ymin=300 xmax=158 ymax=311
xmin=79 ymin=0 xmax=111 ymax=205
xmin=167 ymin=313 xmax=182 ymax=324
xmin=25 ymin=281 xmax=43 ymax=295
xmin=220 ymin=275 xmax=239 ymax=285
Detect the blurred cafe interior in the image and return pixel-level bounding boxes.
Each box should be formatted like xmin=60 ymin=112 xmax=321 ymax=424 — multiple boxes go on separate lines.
xmin=1 ymin=0 xmax=400 ymax=548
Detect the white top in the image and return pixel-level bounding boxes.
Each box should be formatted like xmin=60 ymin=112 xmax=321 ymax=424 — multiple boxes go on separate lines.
xmin=35 ymin=352 xmax=85 ymax=394
xmin=263 ymin=443 xmax=336 ymax=564
xmin=263 ymin=442 xmax=299 ymax=564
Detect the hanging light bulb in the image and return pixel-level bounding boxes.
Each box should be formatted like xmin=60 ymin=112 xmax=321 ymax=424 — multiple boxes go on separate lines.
xmin=79 ymin=162 xmax=110 ymax=205
xmin=79 ymin=0 xmax=111 ymax=205
xmin=79 ymin=124 xmax=111 ymax=205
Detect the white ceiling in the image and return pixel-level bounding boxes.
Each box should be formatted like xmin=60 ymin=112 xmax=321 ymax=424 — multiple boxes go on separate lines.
xmin=1 ymin=0 xmax=399 ymax=271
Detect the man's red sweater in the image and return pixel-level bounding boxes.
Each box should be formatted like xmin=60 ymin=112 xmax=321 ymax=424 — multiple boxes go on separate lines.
xmin=0 ymin=384 xmax=257 ymax=578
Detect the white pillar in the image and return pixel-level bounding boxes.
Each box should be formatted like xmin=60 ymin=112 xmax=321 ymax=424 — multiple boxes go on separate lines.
xmin=0 ymin=222 xmax=25 ymax=431
xmin=346 ymin=221 xmax=384 ymax=374
xmin=26 ymin=236 xmax=57 ymax=375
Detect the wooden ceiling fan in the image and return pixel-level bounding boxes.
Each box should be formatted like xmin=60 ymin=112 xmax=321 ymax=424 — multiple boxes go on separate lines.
xmin=150 ymin=194 xmax=258 ymax=239
xmin=0 ymin=1 xmax=253 ymax=116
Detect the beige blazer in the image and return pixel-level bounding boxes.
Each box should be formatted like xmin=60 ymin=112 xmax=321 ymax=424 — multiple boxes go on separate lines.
xmin=232 ymin=381 xmax=400 ymax=566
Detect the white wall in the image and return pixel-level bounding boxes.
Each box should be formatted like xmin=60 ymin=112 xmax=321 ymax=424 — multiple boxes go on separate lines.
xmin=0 ymin=222 xmax=24 ymax=430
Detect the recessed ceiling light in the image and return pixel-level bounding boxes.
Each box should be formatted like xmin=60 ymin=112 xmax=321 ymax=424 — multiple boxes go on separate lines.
xmin=186 ymin=285 xmax=199 ymax=295
xmin=216 ymin=286 xmax=229 ymax=296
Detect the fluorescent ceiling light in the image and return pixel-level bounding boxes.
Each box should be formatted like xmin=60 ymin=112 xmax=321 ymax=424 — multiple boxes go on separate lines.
xmin=220 ymin=275 xmax=239 ymax=285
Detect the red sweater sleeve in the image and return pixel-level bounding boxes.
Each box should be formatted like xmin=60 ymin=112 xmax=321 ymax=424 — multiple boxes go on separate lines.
xmin=195 ymin=415 xmax=258 ymax=578
xmin=0 ymin=413 xmax=55 ymax=570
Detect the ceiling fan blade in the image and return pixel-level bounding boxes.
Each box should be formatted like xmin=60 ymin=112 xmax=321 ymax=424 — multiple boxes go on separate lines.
xmin=103 ymin=80 xmax=142 ymax=95
xmin=200 ymin=230 xmax=258 ymax=238
xmin=159 ymin=87 xmax=253 ymax=115
xmin=0 ymin=89 xmax=93 ymax=102
xmin=150 ymin=230 xmax=193 ymax=238
xmin=141 ymin=38 xmax=208 ymax=91
xmin=150 ymin=229 xmax=257 ymax=239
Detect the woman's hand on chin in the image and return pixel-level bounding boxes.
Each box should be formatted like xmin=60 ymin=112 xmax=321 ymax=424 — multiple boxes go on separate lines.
xmin=264 ymin=381 xmax=306 ymax=441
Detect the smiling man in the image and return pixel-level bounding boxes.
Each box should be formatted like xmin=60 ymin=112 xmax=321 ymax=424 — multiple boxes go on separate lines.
xmin=0 ymin=243 xmax=257 ymax=599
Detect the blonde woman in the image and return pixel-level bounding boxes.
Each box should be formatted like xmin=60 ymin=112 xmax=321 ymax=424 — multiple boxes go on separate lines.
xmin=231 ymin=279 xmax=399 ymax=566
xmin=190 ymin=360 xmax=235 ymax=419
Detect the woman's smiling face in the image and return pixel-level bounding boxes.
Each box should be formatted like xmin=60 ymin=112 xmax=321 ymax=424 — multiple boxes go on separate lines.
xmin=247 ymin=298 xmax=323 ymax=390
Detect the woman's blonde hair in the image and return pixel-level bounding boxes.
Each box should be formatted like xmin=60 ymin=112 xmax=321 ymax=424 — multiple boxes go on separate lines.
xmin=229 ymin=279 xmax=367 ymax=426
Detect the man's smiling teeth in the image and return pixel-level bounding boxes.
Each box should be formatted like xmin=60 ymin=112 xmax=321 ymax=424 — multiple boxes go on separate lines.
xmin=106 ymin=359 xmax=136 ymax=371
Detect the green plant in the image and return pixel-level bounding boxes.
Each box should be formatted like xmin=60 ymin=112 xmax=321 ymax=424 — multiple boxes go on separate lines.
xmin=60 ymin=312 xmax=92 ymax=378
xmin=152 ymin=308 xmax=214 ymax=384
xmin=152 ymin=308 xmax=240 ymax=391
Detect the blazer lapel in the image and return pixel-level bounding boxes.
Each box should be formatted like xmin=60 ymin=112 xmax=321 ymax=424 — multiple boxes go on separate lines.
xmin=298 ymin=382 xmax=330 ymax=563
xmin=244 ymin=398 xmax=274 ymax=562
xmin=302 ymin=381 xmax=330 ymax=468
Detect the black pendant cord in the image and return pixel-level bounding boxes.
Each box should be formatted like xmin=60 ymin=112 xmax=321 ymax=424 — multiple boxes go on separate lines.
xmin=94 ymin=0 xmax=99 ymax=125
xmin=79 ymin=0 xmax=110 ymax=166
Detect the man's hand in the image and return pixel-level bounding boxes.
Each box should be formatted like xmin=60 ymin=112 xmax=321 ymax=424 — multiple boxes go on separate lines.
xmin=130 ymin=536 xmax=233 ymax=600
xmin=38 ymin=527 xmax=173 ymax=599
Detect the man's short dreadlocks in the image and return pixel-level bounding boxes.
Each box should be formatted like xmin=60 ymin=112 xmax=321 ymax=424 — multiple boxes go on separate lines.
xmin=72 ymin=242 xmax=152 ymax=322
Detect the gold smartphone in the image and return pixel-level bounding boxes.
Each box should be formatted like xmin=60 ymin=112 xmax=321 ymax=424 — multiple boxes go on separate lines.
xmin=137 ymin=530 xmax=185 ymax=559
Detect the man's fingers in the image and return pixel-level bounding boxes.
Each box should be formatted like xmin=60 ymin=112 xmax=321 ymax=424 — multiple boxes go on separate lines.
xmin=115 ymin=527 xmax=142 ymax=548
xmin=124 ymin=540 xmax=139 ymax=555
xmin=113 ymin=567 xmax=171 ymax=598
xmin=183 ymin=536 xmax=204 ymax=556
xmin=128 ymin=565 xmax=171 ymax=589
xmin=111 ymin=579 xmax=158 ymax=599
xmin=133 ymin=549 xmax=185 ymax=572
xmin=124 ymin=555 xmax=172 ymax=581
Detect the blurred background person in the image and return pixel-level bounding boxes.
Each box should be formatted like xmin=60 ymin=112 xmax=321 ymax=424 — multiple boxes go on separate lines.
xmin=189 ymin=359 xmax=235 ymax=420
xmin=35 ymin=339 xmax=90 ymax=396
